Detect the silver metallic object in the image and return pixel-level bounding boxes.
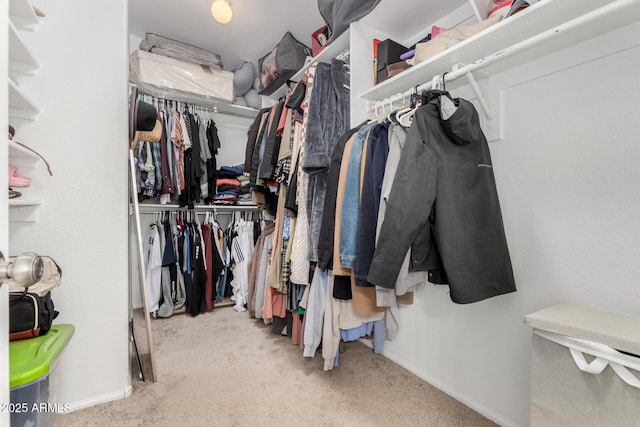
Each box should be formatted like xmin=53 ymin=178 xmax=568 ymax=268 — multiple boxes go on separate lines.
xmin=0 ymin=251 xmax=44 ymax=288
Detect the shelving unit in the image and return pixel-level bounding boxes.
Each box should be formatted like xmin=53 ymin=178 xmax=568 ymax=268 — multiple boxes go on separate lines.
xmin=9 ymin=0 xmax=43 ymax=223
xmin=359 ymin=0 xmax=640 ymax=102
xmin=133 ymin=83 xmax=260 ymax=119
xmin=9 ymin=79 xmax=39 ymax=121
xmin=9 ymin=0 xmax=38 ymax=29
xmin=8 ymin=140 xmax=40 ymax=168
xmin=266 ymin=29 xmax=351 ymax=101
xmin=8 ymin=199 xmax=41 ymax=223
xmin=9 ymin=20 xmax=39 ymax=78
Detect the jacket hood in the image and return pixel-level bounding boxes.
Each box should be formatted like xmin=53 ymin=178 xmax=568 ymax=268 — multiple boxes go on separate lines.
xmin=439 ymin=97 xmax=483 ymax=146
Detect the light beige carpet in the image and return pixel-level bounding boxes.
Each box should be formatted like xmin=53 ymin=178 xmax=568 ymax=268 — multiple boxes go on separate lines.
xmin=59 ymin=307 xmax=497 ymax=427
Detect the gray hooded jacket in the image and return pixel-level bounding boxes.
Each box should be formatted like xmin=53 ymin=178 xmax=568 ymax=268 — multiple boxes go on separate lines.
xmin=367 ymin=94 xmax=516 ymax=304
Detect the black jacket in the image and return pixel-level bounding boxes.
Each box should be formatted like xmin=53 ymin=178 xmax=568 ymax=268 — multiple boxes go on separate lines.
xmin=367 ymin=95 xmax=516 ymax=304
xmin=244 ymin=108 xmax=270 ymax=177
xmin=316 ymin=125 xmax=361 ymax=271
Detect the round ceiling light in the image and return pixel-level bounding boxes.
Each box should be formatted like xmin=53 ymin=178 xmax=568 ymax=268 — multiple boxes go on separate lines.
xmin=211 ymin=0 xmax=233 ymax=24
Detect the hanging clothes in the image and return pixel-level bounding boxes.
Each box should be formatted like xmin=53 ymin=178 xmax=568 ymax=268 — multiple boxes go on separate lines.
xmin=201 ymin=222 xmax=214 ymax=312
xmin=133 ymin=94 xmax=247 ymax=209
xmin=190 ymin=222 xmax=207 ymax=316
xmin=143 ymin=223 xmax=163 ymax=314
xmin=158 ymin=218 xmax=177 ymax=318
xmin=171 ymin=215 xmax=186 ymax=310
xmin=289 ymin=64 xmax=318 ymax=286
xmin=230 ymin=218 xmax=254 ymax=312
xmin=171 ymin=110 xmax=186 ymax=193
xmin=354 ymin=121 xmax=389 ymax=287
xmin=205 ymin=120 xmax=221 ymax=203
xmin=368 ymin=94 xmax=516 ymax=304
xmin=316 ymin=125 xmax=362 ymax=272
xmin=302 ymin=59 xmax=350 ymax=263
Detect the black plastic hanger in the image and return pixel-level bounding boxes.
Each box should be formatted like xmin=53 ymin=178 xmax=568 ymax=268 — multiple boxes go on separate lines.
xmin=423 ymin=89 xmax=456 ymax=104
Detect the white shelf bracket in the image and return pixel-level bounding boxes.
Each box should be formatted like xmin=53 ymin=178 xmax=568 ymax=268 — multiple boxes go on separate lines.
xmin=451 ymin=63 xmax=502 ymax=142
xmin=452 ymin=63 xmax=493 ymax=120
xmin=467 ymin=0 xmax=483 ymax=23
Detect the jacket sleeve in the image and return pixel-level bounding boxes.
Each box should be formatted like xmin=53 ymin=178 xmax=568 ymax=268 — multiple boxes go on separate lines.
xmin=302 ymin=63 xmax=333 ymax=174
xmin=303 ymin=269 xmax=327 ymax=358
xmin=367 ymin=121 xmax=436 ymax=289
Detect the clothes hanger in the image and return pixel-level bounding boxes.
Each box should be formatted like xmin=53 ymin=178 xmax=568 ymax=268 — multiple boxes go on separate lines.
xmin=369 ymin=101 xmax=380 ymax=123
xmin=381 ymin=97 xmax=394 ymax=123
xmin=429 ymin=72 xmax=460 ymax=119
xmin=387 ymin=93 xmax=407 ymax=123
xmin=377 ymin=99 xmax=389 ymax=123
xmin=424 ymin=89 xmax=455 ymax=103
xmin=421 ymin=72 xmax=453 ymax=102
xmin=397 ymin=86 xmax=423 ymax=128
xmin=373 ymin=100 xmax=388 ymax=123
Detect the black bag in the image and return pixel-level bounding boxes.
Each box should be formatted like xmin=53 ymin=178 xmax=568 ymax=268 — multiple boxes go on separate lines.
xmin=9 ymin=291 xmax=58 ymax=341
xmin=318 ymin=0 xmax=382 ymax=43
xmin=258 ymin=31 xmax=311 ymax=96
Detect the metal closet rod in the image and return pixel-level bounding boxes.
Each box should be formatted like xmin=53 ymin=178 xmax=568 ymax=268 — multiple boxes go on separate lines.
xmin=136 ymin=203 xmax=259 ymax=212
xmin=373 ymin=0 xmax=633 ymax=108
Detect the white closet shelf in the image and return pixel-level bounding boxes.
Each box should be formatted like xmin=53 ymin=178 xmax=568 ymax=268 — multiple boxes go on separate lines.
xmin=132 ymin=83 xmax=260 ymax=119
xmin=360 ymin=0 xmax=468 ymax=42
xmin=213 ymin=103 xmax=261 ymax=118
xmin=9 ymin=79 xmax=40 ymax=120
xmin=9 ymin=20 xmax=39 ymax=78
xmin=267 ymin=29 xmax=351 ymax=101
xmin=9 ymin=140 xmax=41 ymax=165
xmin=9 ymin=199 xmax=41 ymax=222
xmin=9 ymin=199 xmax=41 ymax=207
xmin=360 ymin=0 xmax=640 ymax=102
xmin=9 ymin=0 xmax=39 ymax=29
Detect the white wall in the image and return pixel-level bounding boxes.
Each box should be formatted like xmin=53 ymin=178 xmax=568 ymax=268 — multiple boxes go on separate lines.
xmin=9 ymin=0 xmax=131 ymax=409
xmin=381 ymin=22 xmax=640 ymax=427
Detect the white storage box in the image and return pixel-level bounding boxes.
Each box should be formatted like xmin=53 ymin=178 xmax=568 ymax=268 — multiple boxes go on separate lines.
xmin=130 ymin=50 xmax=234 ymax=102
xmin=525 ymin=304 xmax=640 ymax=426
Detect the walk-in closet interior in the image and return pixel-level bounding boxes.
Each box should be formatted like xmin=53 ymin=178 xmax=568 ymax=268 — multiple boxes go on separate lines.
xmin=3 ymin=0 xmax=640 ymax=426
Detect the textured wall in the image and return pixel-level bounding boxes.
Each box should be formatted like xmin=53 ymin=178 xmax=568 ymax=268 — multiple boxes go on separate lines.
xmin=10 ymin=0 xmax=130 ymax=409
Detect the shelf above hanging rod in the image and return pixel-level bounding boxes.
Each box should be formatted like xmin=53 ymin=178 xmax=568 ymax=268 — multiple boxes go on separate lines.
xmin=129 ymin=82 xmax=260 ymax=119
xmin=363 ymin=0 xmax=640 ymax=107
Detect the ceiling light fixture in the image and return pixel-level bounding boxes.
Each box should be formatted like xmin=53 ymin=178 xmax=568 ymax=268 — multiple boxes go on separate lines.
xmin=211 ymin=0 xmax=233 ymax=24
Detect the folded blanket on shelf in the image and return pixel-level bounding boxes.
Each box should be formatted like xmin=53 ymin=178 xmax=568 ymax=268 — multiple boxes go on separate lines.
xmin=139 ymin=33 xmax=223 ymax=69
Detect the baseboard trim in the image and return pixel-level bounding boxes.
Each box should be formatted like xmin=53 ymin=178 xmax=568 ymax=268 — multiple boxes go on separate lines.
xmin=382 ymin=347 xmax=522 ymax=427
xmin=66 ymin=385 xmax=133 ymax=412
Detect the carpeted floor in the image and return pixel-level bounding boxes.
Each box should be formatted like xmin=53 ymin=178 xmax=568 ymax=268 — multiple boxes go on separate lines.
xmin=58 ymin=307 xmax=497 ymax=427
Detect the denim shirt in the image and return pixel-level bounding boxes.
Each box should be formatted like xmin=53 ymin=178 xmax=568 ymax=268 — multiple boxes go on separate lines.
xmin=339 ymin=121 xmax=376 ymax=268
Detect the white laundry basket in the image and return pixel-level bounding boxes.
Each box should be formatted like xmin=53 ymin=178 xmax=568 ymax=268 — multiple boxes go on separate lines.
xmin=525 ymin=304 xmax=640 ymax=426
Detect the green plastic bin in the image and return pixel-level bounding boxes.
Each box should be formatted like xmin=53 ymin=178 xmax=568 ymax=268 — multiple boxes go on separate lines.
xmin=10 ymin=324 xmax=75 ymax=427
